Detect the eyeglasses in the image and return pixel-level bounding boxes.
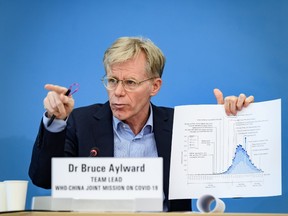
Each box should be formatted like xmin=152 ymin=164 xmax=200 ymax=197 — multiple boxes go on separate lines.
xmin=101 ymin=75 xmax=155 ymax=92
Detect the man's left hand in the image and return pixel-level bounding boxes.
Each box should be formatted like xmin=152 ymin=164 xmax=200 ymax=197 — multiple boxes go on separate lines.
xmin=213 ymin=88 xmax=254 ymax=116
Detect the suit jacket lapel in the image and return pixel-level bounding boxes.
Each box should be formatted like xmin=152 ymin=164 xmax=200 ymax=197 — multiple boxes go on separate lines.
xmin=90 ymin=102 xmax=174 ymax=160
xmin=91 ymin=102 xmax=114 ymax=157
xmin=152 ymin=104 xmax=174 ymax=202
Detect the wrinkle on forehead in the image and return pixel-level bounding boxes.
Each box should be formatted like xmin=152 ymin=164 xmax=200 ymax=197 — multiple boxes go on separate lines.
xmin=108 ymin=52 xmax=148 ymax=79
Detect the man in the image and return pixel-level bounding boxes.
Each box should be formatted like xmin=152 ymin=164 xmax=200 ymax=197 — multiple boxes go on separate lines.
xmin=29 ymin=37 xmax=254 ymax=211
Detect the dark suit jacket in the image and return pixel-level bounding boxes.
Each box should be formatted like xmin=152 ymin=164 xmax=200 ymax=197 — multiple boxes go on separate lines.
xmin=29 ymin=102 xmax=191 ymax=211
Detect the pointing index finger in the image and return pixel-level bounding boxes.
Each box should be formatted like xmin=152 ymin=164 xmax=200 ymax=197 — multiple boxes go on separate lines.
xmin=44 ymin=84 xmax=69 ymax=95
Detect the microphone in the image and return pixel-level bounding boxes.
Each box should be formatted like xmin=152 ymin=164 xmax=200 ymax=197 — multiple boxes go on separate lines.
xmin=89 ymin=147 xmax=100 ymax=157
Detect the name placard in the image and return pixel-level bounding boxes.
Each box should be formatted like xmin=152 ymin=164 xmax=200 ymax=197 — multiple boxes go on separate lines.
xmin=52 ymin=157 xmax=163 ymax=200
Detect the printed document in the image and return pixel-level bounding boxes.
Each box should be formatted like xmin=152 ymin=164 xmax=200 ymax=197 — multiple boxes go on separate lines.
xmin=169 ymin=99 xmax=281 ymax=199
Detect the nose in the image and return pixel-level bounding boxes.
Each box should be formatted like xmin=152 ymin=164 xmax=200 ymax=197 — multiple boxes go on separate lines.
xmin=114 ymin=80 xmax=126 ymax=96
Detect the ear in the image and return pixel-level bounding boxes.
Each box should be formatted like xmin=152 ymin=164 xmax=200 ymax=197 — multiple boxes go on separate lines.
xmin=150 ymin=78 xmax=162 ymax=96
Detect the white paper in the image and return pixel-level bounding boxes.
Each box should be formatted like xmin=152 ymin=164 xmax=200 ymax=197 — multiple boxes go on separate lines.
xmin=169 ymin=99 xmax=281 ymax=199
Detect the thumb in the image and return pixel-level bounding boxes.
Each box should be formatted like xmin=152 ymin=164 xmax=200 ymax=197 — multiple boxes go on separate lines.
xmin=213 ymin=88 xmax=224 ymax=104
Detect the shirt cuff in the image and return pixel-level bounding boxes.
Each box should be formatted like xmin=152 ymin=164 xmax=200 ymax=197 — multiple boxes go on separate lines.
xmin=43 ymin=112 xmax=67 ymax=133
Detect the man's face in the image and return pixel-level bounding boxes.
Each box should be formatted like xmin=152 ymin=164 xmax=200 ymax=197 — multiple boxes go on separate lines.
xmin=107 ymin=51 xmax=161 ymax=124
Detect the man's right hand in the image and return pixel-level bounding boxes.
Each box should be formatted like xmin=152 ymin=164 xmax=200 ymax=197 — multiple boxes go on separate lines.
xmin=43 ymin=84 xmax=75 ymax=120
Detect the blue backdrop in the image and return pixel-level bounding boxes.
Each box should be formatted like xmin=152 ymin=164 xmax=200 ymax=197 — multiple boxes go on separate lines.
xmin=0 ymin=0 xmax=287 ymax=213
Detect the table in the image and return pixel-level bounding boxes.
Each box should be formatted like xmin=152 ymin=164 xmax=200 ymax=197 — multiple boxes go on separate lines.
xmin=1 ymin=211 xmax=288 ymax=216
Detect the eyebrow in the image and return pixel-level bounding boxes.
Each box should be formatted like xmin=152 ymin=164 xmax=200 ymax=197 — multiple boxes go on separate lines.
xmin=107 ymin=75 xmax=141 ymax=80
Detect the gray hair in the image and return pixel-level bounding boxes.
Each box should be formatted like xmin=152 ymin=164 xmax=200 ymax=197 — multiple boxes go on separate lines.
xmin=103 ymin=37 xmax=166 ymax=78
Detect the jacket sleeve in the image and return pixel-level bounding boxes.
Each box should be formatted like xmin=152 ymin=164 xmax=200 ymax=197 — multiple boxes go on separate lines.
xmin=28 ymin=119 xmax=66 ymax=189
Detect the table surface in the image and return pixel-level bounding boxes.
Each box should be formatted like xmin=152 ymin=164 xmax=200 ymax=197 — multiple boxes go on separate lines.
xmin=1 ymin=211 xmax=288 ymax=216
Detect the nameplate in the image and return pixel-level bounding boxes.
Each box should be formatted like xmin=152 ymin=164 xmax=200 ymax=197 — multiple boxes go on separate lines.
xmin=52 ymin=157 xmax=163 ymax=200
